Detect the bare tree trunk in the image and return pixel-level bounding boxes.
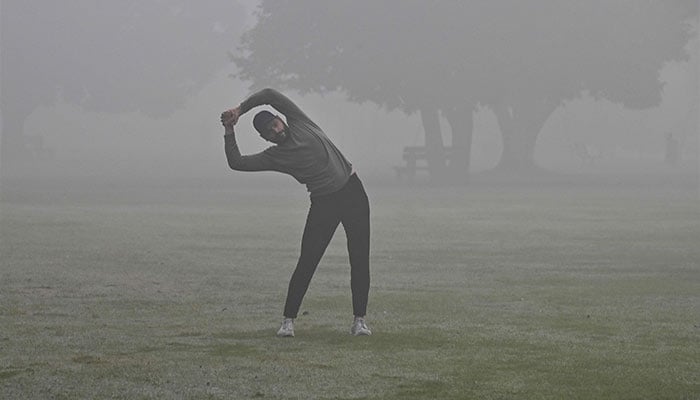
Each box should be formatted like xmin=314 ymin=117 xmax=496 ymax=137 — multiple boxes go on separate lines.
xmin=444 ymin=104 xmax=473 ymax=180
xmin=419 ymin=106 xmax=446 ymax=179
xmin=492 ymin=98 xmax=556 ymax=174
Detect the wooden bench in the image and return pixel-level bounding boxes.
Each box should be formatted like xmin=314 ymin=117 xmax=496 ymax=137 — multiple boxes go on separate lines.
xmin=395 ymin=146 xmax=454 ymax=179
xmin=571 ymin=143 xmax=603 ymax=165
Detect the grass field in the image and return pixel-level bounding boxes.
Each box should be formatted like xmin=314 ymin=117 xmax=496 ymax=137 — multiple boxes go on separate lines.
xmin=1 ymin=178 xmax=699 ymax=399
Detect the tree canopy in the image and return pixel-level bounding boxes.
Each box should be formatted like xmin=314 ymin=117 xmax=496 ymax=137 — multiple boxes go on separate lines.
xmin=235 ymin=0 xmax=697 ymax=172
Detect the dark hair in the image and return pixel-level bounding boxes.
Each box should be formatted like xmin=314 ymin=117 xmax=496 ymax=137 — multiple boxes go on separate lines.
xmin=253 ymin=111 xmax=276 ymax=134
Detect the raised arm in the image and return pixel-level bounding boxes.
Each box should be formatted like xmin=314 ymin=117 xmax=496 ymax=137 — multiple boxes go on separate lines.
xmin=226 ymin=88 xmax=309 ymax=124
xmin=221 ymin=111 xmax=278 ymax=172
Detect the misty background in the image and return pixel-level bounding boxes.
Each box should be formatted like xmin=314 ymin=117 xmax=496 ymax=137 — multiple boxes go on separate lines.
xmin=1 ymin=1 xmax=698 ymax=192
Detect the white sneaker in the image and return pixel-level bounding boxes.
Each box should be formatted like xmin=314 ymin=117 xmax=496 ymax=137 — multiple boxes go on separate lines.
xmin=351 ymin=317 xmax=372 ymax=336
xmin=277 ymin=318 xmax=295 ymax=337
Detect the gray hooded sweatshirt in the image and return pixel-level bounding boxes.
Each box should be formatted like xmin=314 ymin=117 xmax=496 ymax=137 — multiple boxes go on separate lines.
xmin=224 ymin=88 xmax=353 ymax=197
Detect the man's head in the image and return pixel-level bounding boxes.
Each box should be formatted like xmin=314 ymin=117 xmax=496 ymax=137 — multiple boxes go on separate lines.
xmin=253 ymin=110 xmax=289 ymax=144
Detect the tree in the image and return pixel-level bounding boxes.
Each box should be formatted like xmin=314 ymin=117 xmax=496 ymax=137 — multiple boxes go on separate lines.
xmin=470 ymin=1 xmax=697 ymax=172
xmin=234 ymin=0 xmax=697 ymax=176
xmin=234 ymin=0 xmax=470 ymax=178
xmin=1 ymin=0 xmax=247 ymax=177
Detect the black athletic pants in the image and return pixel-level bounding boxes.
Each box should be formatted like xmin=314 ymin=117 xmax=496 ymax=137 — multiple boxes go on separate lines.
xmin=283 ymin=173 xmax=370 ymax=318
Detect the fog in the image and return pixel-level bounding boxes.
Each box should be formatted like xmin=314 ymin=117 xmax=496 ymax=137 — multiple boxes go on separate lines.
xmin=3 ymin=4 xmax=699 ymax=397
xmin=1 ymin=1 xmax=698 ymax=195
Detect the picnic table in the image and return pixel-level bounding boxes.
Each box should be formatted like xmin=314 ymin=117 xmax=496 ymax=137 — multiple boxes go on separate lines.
xmin=395 ymin=146 xmax=454 ymax=179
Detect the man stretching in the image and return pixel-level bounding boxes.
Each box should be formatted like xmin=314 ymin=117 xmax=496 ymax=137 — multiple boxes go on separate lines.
xmin=221 ymin=88 xmax=371 ymax=337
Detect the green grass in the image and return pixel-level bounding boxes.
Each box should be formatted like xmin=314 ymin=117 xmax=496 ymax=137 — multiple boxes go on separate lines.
xmin=1 ymin=181 xmax=698 ymax=399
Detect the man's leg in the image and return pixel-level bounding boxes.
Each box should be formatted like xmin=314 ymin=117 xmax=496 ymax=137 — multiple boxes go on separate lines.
xmin=283 ymin=198 xmax=340 ymax=318
xmin=341 ymin=176 xmax=371 ymax=318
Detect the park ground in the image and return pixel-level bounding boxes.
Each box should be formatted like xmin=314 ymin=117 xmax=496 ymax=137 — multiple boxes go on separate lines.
xmin=1 ymin=174 xmax=698 ymax=399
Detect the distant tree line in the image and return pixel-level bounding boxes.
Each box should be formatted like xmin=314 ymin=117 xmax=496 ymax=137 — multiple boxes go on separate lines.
xmin=1 ymin=0 xmax=247 ymax=177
